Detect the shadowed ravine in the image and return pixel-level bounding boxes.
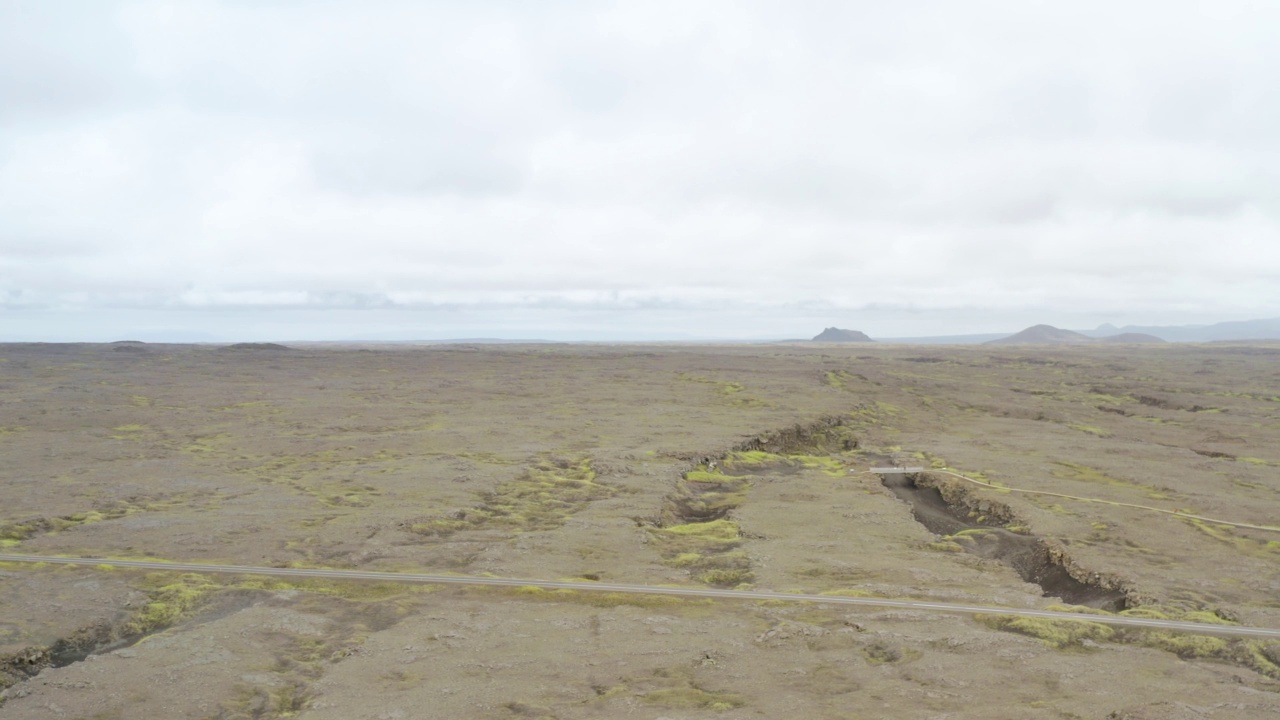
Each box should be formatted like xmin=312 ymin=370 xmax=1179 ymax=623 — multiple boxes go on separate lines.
xmin=880 ymin=472 xmax=1129 ymax=611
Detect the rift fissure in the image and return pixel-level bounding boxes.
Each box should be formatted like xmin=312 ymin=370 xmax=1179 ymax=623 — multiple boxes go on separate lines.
xmin=880 ymin=471 xmax=1130 ymax=611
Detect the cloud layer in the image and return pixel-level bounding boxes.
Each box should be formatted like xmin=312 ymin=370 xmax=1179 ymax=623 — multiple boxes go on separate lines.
xmin=2 ymin=1 xmax=1278 ymax=339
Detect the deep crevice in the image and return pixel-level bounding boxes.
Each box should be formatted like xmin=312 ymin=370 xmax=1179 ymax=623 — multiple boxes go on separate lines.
xmin=649 ymin=416 xmax=859 ymax=588
xmin=1 ymin=591 xmax=259 ymax=692
xmin=880 ymin=472 xmax=1130 ymax=611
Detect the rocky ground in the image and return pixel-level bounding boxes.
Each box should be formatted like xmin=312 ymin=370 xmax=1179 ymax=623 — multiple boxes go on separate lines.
xmin=1 ymin=341 xmax=1278 ymax=718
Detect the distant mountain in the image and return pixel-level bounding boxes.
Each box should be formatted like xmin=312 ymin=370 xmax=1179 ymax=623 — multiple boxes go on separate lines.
xmin=221 ymin=342 xmax=293 ymax=351
xmin=880 ymin=317 xmax=1280 ymax=345
xmin=410 ymin=338 xmax=557 ymax=344
xmin=1086 ymin=317 xmax=1280 ymax=342
xmin=873 ymin=333 xmax=1009 ymax=345
xmin=988 ymin=325 xmax=1171 ymax=345
xmin=986 ymin=325 xmax=1093 ymax=345
xmin=1097 ymin=332 xmax=1165 ymax=344
xmin=812 ymin=327 xmax=874 ymax=342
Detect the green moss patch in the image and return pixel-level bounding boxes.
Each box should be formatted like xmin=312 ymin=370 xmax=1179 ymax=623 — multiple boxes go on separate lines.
xmin=650 ymin=519 xmax=753 ymax=587
xmin=1186 ymin=518 xmax=1280 ymax=557
xmin=786 ymin=454 xmax=846 ymax=476
xmin=635 ymin=667 xmax=746 ymax=712
xmin=410 ymin=456 xmax=612 ymax=537
xmin=823 ymin=370 xmax=866 ymax=390
xmin=720 ymin=450 xmax=788 ymax=471
xmin=643 ymin=686 xmax=745 ymax=711
xmin=0 ymin=500 xmax=170 ymax=546
xmin=662 ymin=468 xmax=752 ymax=525
xmin=1067 ymin=423 xmax=1110 ymax=438
xmin=1048 ymin=461 xmax=1175 ymax=500
xmin=983 ymin=602 xmax=1280 ymax=679
xmin=978 ymin=614 xmax=1115 ymax=649
xmin=126 ymin=573 xmax=221 ymax=636
xmin=1238 ymin=456 xmax=1279 ymax=466
xmin=675 ymin=373 xmax=770 ymax=408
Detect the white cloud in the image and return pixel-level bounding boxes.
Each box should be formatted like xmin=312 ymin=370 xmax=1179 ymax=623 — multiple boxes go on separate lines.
xmin=1 ymin=0 xmax=1278 ymax=339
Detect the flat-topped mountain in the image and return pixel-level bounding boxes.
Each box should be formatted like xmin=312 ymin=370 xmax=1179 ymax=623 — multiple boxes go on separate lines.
xmin=986 ymin=325 xmax=1092 ymax=345
xmin=812 ymin=327 xmax=874 ymax=342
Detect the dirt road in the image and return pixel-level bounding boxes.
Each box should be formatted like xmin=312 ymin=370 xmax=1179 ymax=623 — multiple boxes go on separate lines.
xmin=4 ymin=553 xmax=1277 ymax=639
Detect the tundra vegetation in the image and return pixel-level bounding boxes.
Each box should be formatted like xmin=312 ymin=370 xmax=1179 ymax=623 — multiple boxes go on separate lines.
xmin=1 ymin=341 xmax=1279 ymax=718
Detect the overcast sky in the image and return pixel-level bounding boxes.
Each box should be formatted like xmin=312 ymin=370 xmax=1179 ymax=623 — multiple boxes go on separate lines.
xmin=2 ymin=0 xmax=1278 ymax=341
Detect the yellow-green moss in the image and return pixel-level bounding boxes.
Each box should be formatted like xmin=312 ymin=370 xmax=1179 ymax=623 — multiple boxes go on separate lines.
xmin=675 ymin=373 xmax=769 ymax=407
xmin=109 ymin=424 xmax=148 ymax=440
xmin=697 ymin=568 xmax=753 ymax=587
xmin=1067 ymin=423 xmax=1110 ymax=437
xmin=1186 ymin=518 xmax=1280 ymax=556
xmin=1 ymin=520 xmax=49 ymax=541
xmin=668 ymin=552 xmax=706 ymax=568
xmin=659 ymin=519 xmax=741 ymax=542
xmin=1239 ymin=641 xmax=1280 ymax=679
xmin=411 ymin=456 xmax=612 ymax=537
xmin=1137 ymin=632 xmax=1229 ymax=658
xmin=1119 ymin=607 xmax=1170 ymax=620
xmin=978 ymin=614 xmax=1115 ymax=648
xmin=665 ymin=476 xmax=751 ymax=523
xmin=642 ymin=687 xmax=745 ymax=711
xmin=650 ymin=519 xmax=751 ymax=586
xmin=125 ymin=573 xmax=220 ymax=635
xmin=1238 ymin=456 xmax=1277 ymax=466
xmin=786 ymin=454 xmax=846 ymax=476
xmin=819 ymin=588 xmax=876 ymax=598
xmin=235 ymin=576 xmax=416 ymax=601
xmin=722 ymin=450 xmax=786 ymax=468
xmin=981 ymin=602 xmax=1279 ymax=678
xmin=684 ymin=468 xmax=732 ymax=483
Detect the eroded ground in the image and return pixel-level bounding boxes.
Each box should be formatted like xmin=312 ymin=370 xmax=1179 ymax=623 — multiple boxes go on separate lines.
xmin=1 ymin=341 xmax=1279 ymax=718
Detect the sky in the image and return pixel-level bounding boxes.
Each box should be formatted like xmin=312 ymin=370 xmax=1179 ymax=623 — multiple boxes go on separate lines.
xmin=2 ymin=0 xmax=1278 ymax=341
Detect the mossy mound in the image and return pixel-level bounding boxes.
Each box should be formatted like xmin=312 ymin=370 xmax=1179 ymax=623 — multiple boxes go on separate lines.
xmin=411 ymin=457 xmax=612 ymax=537
xmin=983 ymin=603 xmax=1280 ymax=679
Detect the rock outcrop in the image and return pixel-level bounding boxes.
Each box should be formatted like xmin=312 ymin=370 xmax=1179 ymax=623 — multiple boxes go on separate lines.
xmin=811 ymin=327 xmax=873 ymax=343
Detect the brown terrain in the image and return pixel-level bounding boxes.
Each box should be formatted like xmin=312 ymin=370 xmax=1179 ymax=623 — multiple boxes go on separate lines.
xmin=1 ymin=341 xmax=1279 ymax=719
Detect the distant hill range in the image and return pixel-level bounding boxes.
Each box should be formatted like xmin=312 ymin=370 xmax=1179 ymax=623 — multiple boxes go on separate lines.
xmin=878 ymin=317 xmax=1280 ymax=344
xmin=1098 ymin=332 xmax=1166 ymax=344
xmin=812 ymin=327 xmax=874 ymax=342
xmin=221 ymin=342 xmax=293 ymax=351
xmin=986 ymin=325 xmax=1164 ymax=345
xmin=1080 ymin=317 xmax=1280 ymax=342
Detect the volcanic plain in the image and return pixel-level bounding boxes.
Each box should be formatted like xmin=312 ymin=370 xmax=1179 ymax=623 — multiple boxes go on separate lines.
xmin=1 ymin=341 xmax=1279 ymax=719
